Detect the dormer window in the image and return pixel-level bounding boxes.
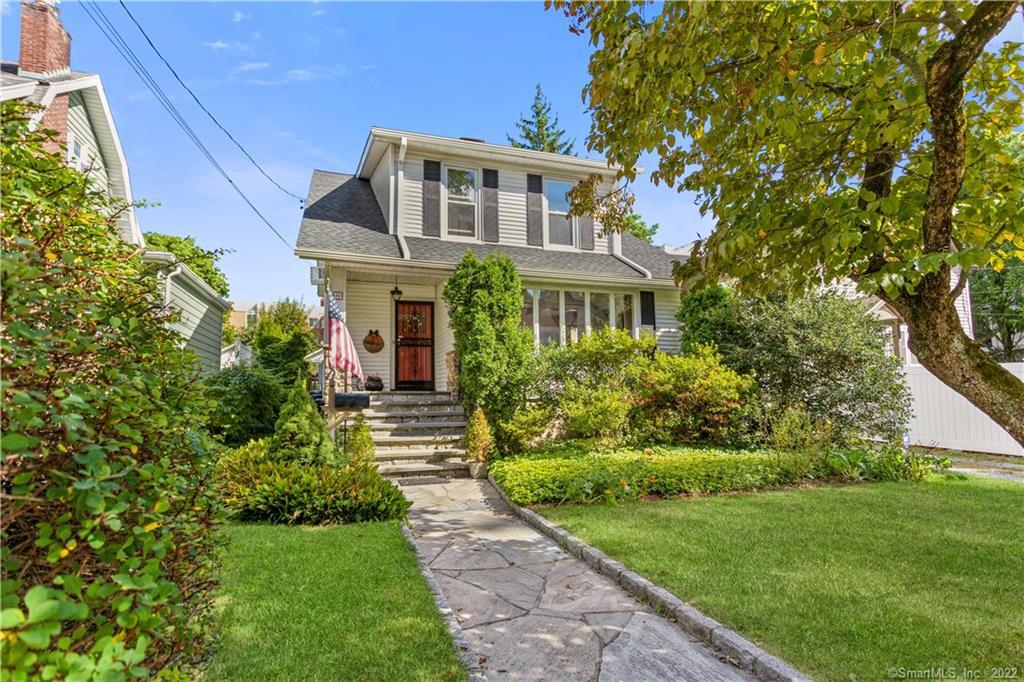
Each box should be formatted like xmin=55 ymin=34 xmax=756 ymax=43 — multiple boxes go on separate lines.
xmin=446 ymin=167 xmax=477 ymax=238
xmin=546 ymin=179 xmax=574 ymax=246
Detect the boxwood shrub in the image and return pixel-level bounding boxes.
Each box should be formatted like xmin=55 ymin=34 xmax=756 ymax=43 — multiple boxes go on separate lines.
xmin=217 ymin=440 xmax=410 ymax=524
xmin=490 ymin=446 xmax=810 ymax=505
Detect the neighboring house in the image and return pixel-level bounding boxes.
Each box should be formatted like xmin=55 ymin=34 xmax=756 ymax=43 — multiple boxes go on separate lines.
xmin=296 ymin=128 xmax=685 ymax=392
xmin=226 ymin=301 xmax=260 ymax=335
xmin=220 ymin=339 xmax=253 ymax=370
xmin=833 ymin=278 xmax=974 ymax=365
xmin=2 ymin=0 xmax=227 ymax=374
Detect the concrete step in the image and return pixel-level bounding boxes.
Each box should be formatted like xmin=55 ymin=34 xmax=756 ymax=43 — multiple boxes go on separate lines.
xmin=374 ymin=444 xmax=466 ymax=458
xmin=362 ymin=407 xmax=465 ymax=421
xmin=379 ymin=460 xmax=470 ymax=479
xmin=373 ymin=434 xmax=464 ymax=447
xmin=369 ymin=392 xmax=456 ymax=405
xmin=368 ymin=421 xmax=467 ymax=437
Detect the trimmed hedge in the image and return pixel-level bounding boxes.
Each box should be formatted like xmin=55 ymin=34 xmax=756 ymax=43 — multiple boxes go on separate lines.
xmin=490 ymin=446 xmax=809 ymax=505
xmin=217 ymin=440 xmax=410 ymax=524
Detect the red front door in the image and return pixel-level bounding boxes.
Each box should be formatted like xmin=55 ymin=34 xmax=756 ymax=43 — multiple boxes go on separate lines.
xmin=395 ymin=301 xmax=434 ymax=390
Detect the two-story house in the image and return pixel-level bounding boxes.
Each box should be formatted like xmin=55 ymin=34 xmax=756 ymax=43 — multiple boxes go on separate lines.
xmin=297 ymin=128 xmax=685 ymax=393
xmin=1 ymin=0 xmax=228 ymax=374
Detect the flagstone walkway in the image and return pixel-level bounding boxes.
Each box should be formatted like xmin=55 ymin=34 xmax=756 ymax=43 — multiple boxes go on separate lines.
xmin=401 ymin=478 xmax=753 ymax=682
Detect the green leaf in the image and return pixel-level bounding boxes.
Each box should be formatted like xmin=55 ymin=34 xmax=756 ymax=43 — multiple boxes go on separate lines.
xmin=0 ymin=607 xmax=25 ymax=629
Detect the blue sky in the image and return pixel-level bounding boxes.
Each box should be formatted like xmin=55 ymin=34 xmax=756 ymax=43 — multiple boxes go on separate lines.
xmin=2 ymin=1 xmax=716 ymax=305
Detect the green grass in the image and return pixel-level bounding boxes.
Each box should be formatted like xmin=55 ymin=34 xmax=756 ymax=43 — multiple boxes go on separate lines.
xmin=206 ymin=522 xmax=466 ymax=682
xmin=540 ymin=477 xmax=1024 ymax=681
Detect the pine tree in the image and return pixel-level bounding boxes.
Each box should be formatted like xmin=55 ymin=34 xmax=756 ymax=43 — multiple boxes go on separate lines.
xmin=507 ymin=84 xmax=575 ymax=155
xmin=269 ymin=378 xmax=338 ymax=465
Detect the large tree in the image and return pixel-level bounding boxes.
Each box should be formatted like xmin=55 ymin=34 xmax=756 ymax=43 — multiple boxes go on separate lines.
xmin=144 ymin=231 xmax=229 ymax=297
xmin=558 ymin=2 xmax=1024 ymax=445
xmin=507 ymin=83 xmax=576 ymax=155
xmin=971 ymin=253 xmax=1024 ymax=361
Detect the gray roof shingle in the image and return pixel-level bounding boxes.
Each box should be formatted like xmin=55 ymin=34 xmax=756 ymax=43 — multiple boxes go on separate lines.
xmin=296 ymin=169 xmax=685 ymax=282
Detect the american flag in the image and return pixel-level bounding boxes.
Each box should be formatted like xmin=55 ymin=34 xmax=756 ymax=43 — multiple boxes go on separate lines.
xmin=326 ymin=291 xmax=363 ymax=381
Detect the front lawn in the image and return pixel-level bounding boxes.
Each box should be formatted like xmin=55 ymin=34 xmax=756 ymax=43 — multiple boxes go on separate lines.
xmin=206 ymin=522 xmax=466 ymax=681
xmin=541 ymin=477 xmax=1024 ymax=681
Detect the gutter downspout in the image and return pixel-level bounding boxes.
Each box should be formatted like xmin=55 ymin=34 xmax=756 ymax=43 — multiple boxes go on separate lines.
xmin=394 ymin=136 xmax=411 ymax=259
xmin=164 ymin=264 xmax=183 ymax=307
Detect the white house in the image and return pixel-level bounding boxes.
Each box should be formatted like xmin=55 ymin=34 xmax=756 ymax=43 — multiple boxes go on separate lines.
xmin=1 ymin=0 xmax=228 ymax=374
xmin=296 ymin=128 xmax=686 ymax=393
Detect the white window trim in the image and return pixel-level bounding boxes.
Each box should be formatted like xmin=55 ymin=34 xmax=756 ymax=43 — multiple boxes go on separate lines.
xmin=542 ymin=177 xmax=578 ymax=251
xmin=442 ymin=163 xmax=481 ymax=242
xmin=67 ymin=132 xmax=81 ymax=170
xmin=523 ymin=286 xmax=642 ymax=347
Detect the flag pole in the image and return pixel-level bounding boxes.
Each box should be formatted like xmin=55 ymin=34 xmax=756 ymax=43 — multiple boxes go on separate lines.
xmin=324 ymin=271 xmax=336 ymax=438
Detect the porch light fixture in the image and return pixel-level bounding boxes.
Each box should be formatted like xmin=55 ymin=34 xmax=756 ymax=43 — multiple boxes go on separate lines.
xmin=390 ymin=278 xmax=403 ymax=302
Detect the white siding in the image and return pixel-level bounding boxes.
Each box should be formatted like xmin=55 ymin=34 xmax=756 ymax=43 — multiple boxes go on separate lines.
xmin=369 ymin=148 xmax=392 ymax=232
xmin=67 ymin=91 xmax=109 ymax=194
xmin=435 ymin=282 xmax=454 ymax=392
xmin=344 ymin=280 xmax=444 ymax=391
xmin=166 ymin=276 xmax=223 ymax=375
xmin=397 ymin=154 xmax=609 ymax=253
xmin=654 ymin=288 xmax=681 ymax=354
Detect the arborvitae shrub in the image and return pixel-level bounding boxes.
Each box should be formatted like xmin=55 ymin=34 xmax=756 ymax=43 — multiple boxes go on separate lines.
xmin=343 ymin=413 xmax=376 ymax=465
xmin=268 ymin=378 xmax=338 ymax=465
xmin=465 ymin=408 xmax=494 ymax=463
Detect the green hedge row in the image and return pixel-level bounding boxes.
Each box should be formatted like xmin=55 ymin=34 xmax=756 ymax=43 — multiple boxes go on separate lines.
xmin=490 ymin=447 xmax=811 ymax=505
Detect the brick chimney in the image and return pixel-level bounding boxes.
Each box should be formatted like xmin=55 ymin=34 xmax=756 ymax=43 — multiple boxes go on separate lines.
xmin=19 ymin=0 xmax=71 ymax=77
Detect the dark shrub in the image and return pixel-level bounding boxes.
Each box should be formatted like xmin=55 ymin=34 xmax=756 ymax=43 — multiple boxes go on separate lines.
xmin=1 ymin=101 xmax=220 ymax=678
xmin=268 ymin=379 xmax=338 ymax=465
xmin=678 ymin=286 xmax=912 ymax=442
xmin=203 ymin=365 xmax=286 ymax=447
xmin=217 ymin=440 xmax=409 ymax=523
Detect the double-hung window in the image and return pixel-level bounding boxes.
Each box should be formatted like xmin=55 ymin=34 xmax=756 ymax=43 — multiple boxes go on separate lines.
xmin=446 ymin=167 xmax=477 ymax=238
xmin=545 ymin=179 xmax=574 ymax=246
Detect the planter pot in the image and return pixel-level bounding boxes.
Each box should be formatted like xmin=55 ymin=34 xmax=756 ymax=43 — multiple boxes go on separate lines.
xmin=364 ymin=378 xmax=384 ymax=392
xmin=468 ymin=462 xmax=488 ymax=479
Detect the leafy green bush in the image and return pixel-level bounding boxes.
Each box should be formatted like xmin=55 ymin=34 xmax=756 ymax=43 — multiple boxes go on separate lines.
xmin=442 ymin=252 xmax=533 ymax=451
xmin=490 ymin=445 xmax=807 ymax=505
xmin=245 ymin=299 xmax=317 ymax=387
xmin=465 ymin=408 xmax=495 ymax=463
xmin=217 ymin=440 xmax=409 ymax=523
xmin=677 ymin=286 xmax=912 ymax=442
xmin=268 ymin=379 xmax=338 ymax=465
xmin=203 ymin=365 xmax=286 ymax=447
xmin=513 ymin=329 xmax=756 ymax=451
xmin=1 ymin=101 xmax=221 ymax=678
xmin=827 ymin=445 xmax=950 ymax=482
xmin=560 ymin=381 xmax=631 ymax=446
xmin=499 ymin=404 xmax=555 ymax=454
xmin=342 ymin=413 xmax=375 ymax=465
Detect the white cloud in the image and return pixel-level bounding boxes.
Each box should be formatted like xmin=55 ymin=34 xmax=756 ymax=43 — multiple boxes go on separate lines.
xmin=245 ymin=64 xmax=354 ymax=87
xmin=236 ymin=62 xmax=270 ymax=72
xmin=126 ymin=90 xmax=155 ymax=104
xmin=312 ymin=8 xmax=327 ymax=16
xmin=202 ymin=40 xmax=251 ymax=53
xmin=232 ymin=11 xmax=250 ymax=23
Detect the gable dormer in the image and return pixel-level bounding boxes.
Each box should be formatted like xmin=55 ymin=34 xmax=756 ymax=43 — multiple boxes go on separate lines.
xmin=356 ymin=129 xmax=622 ymax=256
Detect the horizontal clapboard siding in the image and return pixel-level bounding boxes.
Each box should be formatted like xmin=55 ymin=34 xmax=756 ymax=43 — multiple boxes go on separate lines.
xmin=653 ymin=288 xmax=681 ymax=354
xmin=67 ymin=91 xmax=109 ymax=193
xmin=398 ymin=155 xmax=609 ymax=252
xmin=166 ymin=276 xmax=223 ymax=375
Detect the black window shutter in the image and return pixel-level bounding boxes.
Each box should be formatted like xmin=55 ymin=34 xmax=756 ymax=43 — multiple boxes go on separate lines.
xmin=482 ymin=169 xmax=499 ymax=243
xmin=526 ymin=173 xmax=543 ymax=246
xmin=422 ymin=160 xmax=441 ymax=237
xmin=640 ymin=291 xmax=656 ymax=326
xmin=579 ymin=214 xmax=595 ymax=251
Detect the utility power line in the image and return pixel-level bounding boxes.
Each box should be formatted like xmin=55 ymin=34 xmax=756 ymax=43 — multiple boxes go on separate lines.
xmin=79 ymin=1 xmax=293 ymax=249
xmin=117 ymin=0 xmax=305 ymax=204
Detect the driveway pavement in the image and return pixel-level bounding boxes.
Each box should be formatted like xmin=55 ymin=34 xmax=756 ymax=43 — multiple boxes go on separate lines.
xmin=401 ymin=478 xmax=753 ymax=682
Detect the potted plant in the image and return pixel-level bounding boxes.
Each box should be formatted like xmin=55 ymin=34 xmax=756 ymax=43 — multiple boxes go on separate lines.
xmin=364 ymin=374 xmax=384 ymax=392
xmin=465 ymin=407 xmax=493 ymax=479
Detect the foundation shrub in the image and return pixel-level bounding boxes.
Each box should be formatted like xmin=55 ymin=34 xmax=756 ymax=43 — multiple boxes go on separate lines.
xmin=217 ymin=440 xmax=409 ymax=524
xmin=268 ymin=379 xmax=338 ymax=465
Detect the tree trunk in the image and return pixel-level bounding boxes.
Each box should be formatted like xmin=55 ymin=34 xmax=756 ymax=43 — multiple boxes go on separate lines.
xmin=884 ymin=274 xmax=1024 ymax=447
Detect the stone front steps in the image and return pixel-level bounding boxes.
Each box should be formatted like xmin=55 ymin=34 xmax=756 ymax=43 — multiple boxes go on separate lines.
xmin=360 ymin=392 xmax=470 ymax=479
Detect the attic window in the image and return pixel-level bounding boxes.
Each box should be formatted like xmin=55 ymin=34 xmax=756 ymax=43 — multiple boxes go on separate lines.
xmin=68 ymin=135 xmax=82 ymax=170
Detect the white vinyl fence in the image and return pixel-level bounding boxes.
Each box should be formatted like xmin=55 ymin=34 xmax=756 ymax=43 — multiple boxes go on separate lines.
xmin=904 ymin=363 xmax=1023 ymax=457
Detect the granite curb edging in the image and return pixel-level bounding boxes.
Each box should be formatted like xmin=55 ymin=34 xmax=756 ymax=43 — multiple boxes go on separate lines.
xmin=486 ymin=476 xmax=809 ymax=682
xmin=401 ymin=523 xmax=488 ymax=682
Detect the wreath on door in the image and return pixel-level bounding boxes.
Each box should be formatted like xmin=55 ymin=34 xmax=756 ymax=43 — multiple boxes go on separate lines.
xmin=363 ymin=329 xmax=384 ymax=353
